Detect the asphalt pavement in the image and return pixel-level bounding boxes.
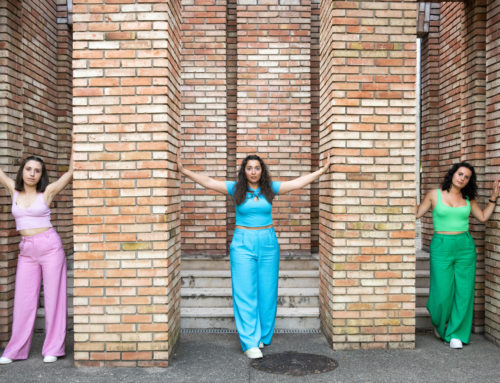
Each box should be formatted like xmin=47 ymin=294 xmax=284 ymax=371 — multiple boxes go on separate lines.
xmin=0 ymin=331 xmax=499 ymax=383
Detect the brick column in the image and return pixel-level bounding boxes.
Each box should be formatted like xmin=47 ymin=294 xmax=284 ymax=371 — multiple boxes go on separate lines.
xmin=459 ymin=0 xmax=488 ymax=333
xmin=0 ymin=0 xmax=23 ymax=346
xmin=485 ymin=0 xmax=500 ymax=346
xmin=319 ymin=0 xmax=417 ymax=349
xmin=419 ymin=2 xmax=441 ymax=250
xmin=72 ymin=0 xmax=182 ymax=367
xmin=236 ymin=0 xmax=312 ymax=255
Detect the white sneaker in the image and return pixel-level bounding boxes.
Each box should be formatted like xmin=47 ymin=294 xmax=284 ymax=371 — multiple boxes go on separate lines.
xmin=0 ymin=356 xmax=13 ymax=364
xmin=244 ymin=347 xmax=263 ymax=359
xmin=43 ymin=356 xmax=58 ymax=363
xmin=259 ymin=341 xmax=264 ymax=349
xmin=449 ymin=338 xmax=463 ymax=349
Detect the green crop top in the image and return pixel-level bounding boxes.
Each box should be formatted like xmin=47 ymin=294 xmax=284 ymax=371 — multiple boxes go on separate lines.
xmin=432 ymin=189 xmax=470 ymax=232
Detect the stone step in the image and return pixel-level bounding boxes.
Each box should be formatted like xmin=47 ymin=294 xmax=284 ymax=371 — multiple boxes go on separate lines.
xmin=181 ymin=269 xmax=319 ymax=289
xmin=181 ymin=287 xmax=319 ymax=308
xmin=416 ymin=307 xmax=432 ymax=330
xmin=181 ymin=257 xmax=319 ymax=271
xmin=415 ymin=270 xmax=430 ymax=289
xmin=181 ymin=307 xmax=320 ymax=330
xmin=416 ymin=256 xmax=429 ymax=272
xmin=416 ymin=287 xmax=430 ymax=307
xmin=36 ymin=308 xmax=74 ymax=331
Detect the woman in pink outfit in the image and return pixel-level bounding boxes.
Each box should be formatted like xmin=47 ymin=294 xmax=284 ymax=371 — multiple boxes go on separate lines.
xmin=0 ymin=149 xmax=73 ymax=364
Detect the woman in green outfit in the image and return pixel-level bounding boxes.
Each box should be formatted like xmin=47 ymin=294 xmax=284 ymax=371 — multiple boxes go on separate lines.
xmin=417 ymin=162 xmax=499 ymax=349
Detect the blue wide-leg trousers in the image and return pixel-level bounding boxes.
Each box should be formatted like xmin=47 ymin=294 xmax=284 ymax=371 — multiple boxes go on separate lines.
xmin=229 ymin=227 xmax=280 ymax=351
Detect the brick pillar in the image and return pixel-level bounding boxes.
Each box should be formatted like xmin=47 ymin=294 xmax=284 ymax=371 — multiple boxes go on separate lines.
xmin=319 ymin=0 xmax=417 ymax=349
xmin=311 ymin=0 xmax=320 ymax=253
xmin=485 ymin=0 xmax=500 ymax=346
xmin=459 ymin=0 xmax=488 ymax=333
xmin=72 ymin=0 xmax=182 ymax=367
xmin=419 ymin=2 xmax=441 ymax=250
xmin=0 ymin=1 xmax=23 ymax=346
xmin=180 ymin=0 xmax=228 ymax=256
xmin=236 ymin=0 xmax=312 ymax=255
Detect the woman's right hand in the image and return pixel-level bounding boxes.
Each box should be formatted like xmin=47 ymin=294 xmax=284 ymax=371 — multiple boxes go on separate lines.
xmin=0 ymin=166 xmax=15 ymax=196
xmin=177 ymin=149 xmax=184 ymax=175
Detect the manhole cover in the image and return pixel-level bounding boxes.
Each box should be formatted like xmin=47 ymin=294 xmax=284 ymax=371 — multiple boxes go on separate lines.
xmin=250 ymin=351 xmax=338 ymax=376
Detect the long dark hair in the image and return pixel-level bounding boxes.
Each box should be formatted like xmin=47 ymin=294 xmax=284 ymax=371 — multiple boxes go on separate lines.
xmin=15 ymin=156 xmax=49 ymax=192
xmin=234 ymin=155 xmax=275 ymax=205
xmin=441 ymin=162 xmax=477 ymax=200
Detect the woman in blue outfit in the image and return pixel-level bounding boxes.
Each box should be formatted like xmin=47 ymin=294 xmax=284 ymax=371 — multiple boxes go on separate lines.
xmin=177 ymin=151 xmax=332 ymax=359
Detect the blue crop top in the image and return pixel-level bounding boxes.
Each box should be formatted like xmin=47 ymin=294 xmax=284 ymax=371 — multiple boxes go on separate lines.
xmin=226 ymin=181 xmax=281 ymax=227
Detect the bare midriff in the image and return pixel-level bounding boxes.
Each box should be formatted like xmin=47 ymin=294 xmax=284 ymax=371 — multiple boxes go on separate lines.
xmin=234 ymin=224 xmax=273 ymax=230
xmin=435 ymin=231 xmax=466 ymax=235
xmin=19 ymin=227 xmax=51 ymax=237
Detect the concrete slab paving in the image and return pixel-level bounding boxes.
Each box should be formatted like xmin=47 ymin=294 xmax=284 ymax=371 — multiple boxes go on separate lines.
xmin=0 ymin=331 xmax=498 ymax=383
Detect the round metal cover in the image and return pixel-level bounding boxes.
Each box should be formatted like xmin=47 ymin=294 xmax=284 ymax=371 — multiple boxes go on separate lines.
xmin=250 ymin=351 xmax=338 ymax=376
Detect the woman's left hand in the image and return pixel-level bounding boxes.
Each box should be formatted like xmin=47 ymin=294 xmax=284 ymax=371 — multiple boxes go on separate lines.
xmin=491 ymin=178 xmax=500 ymax=201
xmin=322 ymin=152 xmax=333 ymax=174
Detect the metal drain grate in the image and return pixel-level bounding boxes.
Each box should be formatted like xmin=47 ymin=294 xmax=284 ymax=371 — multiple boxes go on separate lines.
xmin=251 ymin=351 xmax=338 ymax=376
xmin=181 ymin=328 xmax=321 ymax=334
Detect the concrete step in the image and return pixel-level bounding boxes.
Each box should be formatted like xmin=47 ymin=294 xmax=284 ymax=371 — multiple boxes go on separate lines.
xmin=181 ymin=287 xmax=319 ymax=308
xmin=36 ymin=308 xmax=74 ymax=331
xmin=181 ymin=257 xmax=319 ymax=271
xmin=415 ymin=269 xmax=430 ymax=289
xmin=181 ymin=307 xmax=320 ymax=330
xmin=416 ymin=251 xmax=430 ymax=271
xmin=416 ymin=307 xmax=432 ymax=331
xmin=416 ymin=287 xmax=429 ymax=307
xmin=181 ymin=269 xmax=319 ymax=289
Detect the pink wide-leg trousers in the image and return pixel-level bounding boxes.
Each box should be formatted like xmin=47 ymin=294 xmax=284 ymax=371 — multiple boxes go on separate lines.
xmin=2 ymin=228 xmax=67 ymax=360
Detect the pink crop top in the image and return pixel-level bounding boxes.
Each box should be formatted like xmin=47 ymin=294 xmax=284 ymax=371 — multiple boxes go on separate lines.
xmin=11 ymin=191 xmax=52 ymax=231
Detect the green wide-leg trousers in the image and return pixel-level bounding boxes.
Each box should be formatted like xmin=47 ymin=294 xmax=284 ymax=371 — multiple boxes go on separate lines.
xmin=427 ymin=232 xmax=476 ymax=343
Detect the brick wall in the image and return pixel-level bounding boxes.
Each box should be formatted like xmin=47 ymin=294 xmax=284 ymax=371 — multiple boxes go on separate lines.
xmin=485 ymin=0 xmax=500 ymax=346
xmin=419 ymin=0 xmax=489 ymax=332
xmin=72 ymin=0 xmax=182 ymax=367
xmin=181 ymin=0 xmax=315 ymax=256
xmin=236 ymin=0 xmax=312 ymax=255
xmin=180 ymin=0 xmax=229 ymax=256
xmin=319 ymin=0 xmax=417 ymax=350
xmin=0 ymin=0 xmax=72 ymax=347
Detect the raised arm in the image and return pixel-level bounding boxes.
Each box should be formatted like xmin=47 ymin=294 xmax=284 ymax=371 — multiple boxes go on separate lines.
xmin=278 ymin=152 xmax=333 ymax=194
xmin=44 ymin=140 xmax=74 ymax=205
xmin=470 ymin=179 xmax=500 ymax=223
xmin=416 ymin=189 xmax=435 ymax=219
xmin=0 ymin=167 xmax=15 ymax=196
xmin=177 ymin=150 xmax=228 ymax=194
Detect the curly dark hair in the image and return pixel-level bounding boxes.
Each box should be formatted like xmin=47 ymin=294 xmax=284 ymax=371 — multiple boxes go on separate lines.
xmin=441 ymin=162 xmax=477 ymax=200
xmin=15 ymin=156 xmax=49 ymax=192
xmin=233 ymin=155 xmax=275 ymax=205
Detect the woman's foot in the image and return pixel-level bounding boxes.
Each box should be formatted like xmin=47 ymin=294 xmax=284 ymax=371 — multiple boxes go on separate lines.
xmin=43 ymin=356 xmax=58 ymax=363
xmin=244 ymin=347 xmax=263 ymax=359
xmin=433 ymin=327 xmax=441 ymax=340
xmin=449 ymin=338 xmax=463 ymax=349
xmin=0 ymin=356 xmax=13 ymax=364
xmin=259 ymin=341 xmax=264 ymax=349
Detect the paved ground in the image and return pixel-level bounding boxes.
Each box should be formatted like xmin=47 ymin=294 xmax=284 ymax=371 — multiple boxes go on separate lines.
xmin=1 ymin=331 xmax=499 ymax=383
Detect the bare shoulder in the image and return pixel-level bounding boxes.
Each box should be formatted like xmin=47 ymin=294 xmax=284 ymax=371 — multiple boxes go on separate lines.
xmin=428 ymin=188 xmax=438 ymax=200
xmin=424 ymin=188 xmax=438 ymax=207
